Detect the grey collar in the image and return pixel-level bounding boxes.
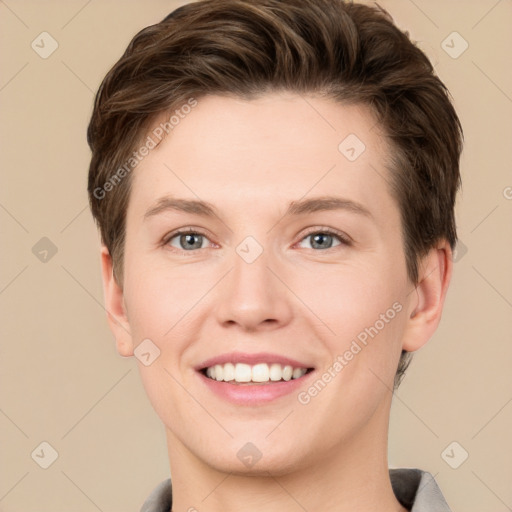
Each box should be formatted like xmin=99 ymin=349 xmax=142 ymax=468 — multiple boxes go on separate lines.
xmin=140 ymin=468 xmax=451 ymax=512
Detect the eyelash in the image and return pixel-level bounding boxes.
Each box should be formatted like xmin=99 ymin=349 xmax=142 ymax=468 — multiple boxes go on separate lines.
xmin=162 ymin=226 xmax=352 ymax=254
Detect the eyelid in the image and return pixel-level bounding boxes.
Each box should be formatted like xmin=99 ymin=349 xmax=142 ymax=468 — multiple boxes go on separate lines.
xmin=162 ymin=225 xmax=353 ymax=253
xmin=297 ymin=226 xmax=353 ymax=246
xmin=162 ymin=227 xmax=215 ymax=250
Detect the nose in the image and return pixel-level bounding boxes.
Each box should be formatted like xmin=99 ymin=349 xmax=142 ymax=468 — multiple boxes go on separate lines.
xmin=214 ymin=241 xmax=294 ymax=332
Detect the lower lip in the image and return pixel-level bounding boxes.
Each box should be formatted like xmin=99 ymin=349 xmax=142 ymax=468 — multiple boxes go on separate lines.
xmin=197 ymin=371 xmax=315 ymax=405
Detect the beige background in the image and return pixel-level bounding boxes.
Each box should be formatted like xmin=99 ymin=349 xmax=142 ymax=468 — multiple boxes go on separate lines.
xmin=1 ymin=0 xmax=511 ymax=511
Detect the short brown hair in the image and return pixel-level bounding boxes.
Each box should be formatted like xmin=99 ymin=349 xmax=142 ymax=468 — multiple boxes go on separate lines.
xmin=87 ymin=0 xmax=463 ymax=388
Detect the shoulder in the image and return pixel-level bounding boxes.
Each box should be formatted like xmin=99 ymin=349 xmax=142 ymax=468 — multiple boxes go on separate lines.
xmin=140 ymin=478 xmax=172 ymax=512
xmin=390 ymin=468 xmax=451 ymax=512
xmin=140 ymin=469 xmax=451 ymax=512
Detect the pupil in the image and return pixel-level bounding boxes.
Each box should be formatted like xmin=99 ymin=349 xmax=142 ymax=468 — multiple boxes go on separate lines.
xmin=182 ymin=234 xmax=201 ymax=249
xmin=312 ymin=233 xmax=331 ymax=249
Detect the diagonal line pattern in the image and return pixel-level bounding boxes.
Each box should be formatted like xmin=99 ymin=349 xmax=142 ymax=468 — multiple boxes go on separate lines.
xmin=0 ymin=3 xmax=509 ymax=509
xmin=405 ymin=266 xmax=439 ymax=299
xmin=267 ymin=472 xmax=309 ymax=511
xmin=472 ymin=395 xmax=512 ymax=439
xmin=61 ymin=0 xmax=93 ymax=29
xmin=472 ymin=0 xmax=503 ymax=30
xmin=471 ymin=471 xmax=512 ymax=510
xmin=265 ymin=410 xmax=294 ymax=438
xmin=61 ymin=60 xmax=95 ymax=94
xmin=369 ymin=163 xmax=392 ymax=188
xmin=60 ymin=265 xmax=131 ymax=335
xmin=471 ymin=265 xmax=512 ymax=309
xmin=0 ymin=201 xmax=29 ymax=233
xmin=0 ymin=408 xmax=29 ymax=438
xmin=201 ymin=472 xmax=233 ymax=502
xmin=60 ymin=204 xmax=89 ymax=233
xmin=0 ymin=62 xmax=29 ymax=92
xmin=163 ymin=367 xmax=233 ymax=438
xmin=472 ymin=61 xmax=512 ymax=104
xmin=0 ymin=472 xmax=29 ymax=502
xmin=298 ymin=94 xmax=337 ymax=132
xmin=470 ymin=205 xmax=499 ymax=233
xmin=61 ymin=369 xmax=132 ymax=439
xmin=405 ymin=0 xmax=439 ymax=28
xmin=0 ymin=265 xmax=29 ymax=296
xmin=415 ymin=471 xmax=440 ymax=495
xmin=0 ymin=0 xmax=29 ymax=28
xmin=61 ymin=471 xmax=104 ymax=511
xmin=1 ymin=263 xmax=29 ymax=295
xmin=369 ymin=367 xmax=439 ymax=438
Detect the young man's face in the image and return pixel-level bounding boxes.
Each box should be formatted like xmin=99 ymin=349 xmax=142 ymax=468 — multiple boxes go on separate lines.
xmin=103 ymin=92 xmax=447 ymax=475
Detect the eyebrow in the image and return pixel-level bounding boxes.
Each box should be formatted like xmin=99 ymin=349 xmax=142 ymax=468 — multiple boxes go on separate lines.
xmin=143 ymin=195 xmax=373 ymax=220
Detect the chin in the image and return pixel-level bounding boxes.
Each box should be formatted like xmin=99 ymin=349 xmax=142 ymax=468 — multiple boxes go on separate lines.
xmin=196 ymin=436 xmax=309 ymax=477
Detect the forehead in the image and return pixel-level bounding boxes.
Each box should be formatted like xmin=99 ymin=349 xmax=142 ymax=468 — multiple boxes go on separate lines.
xmin=129 ymin=92 xmax=396 ymax=221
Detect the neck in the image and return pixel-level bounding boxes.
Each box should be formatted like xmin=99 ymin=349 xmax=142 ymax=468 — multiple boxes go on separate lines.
xmin=166 ymin=396 xmax=406 ymax=512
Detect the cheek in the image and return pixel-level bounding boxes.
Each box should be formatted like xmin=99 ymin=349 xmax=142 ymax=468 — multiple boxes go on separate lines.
xmin=123 ymin=253 xmax=208 ymax=341
xmin=294 ymin=258 xmax=408 ymax=398
xmin=122 ymin=257 xmax=206 ymax=424
xmin=291 ymin=258 xmax=404 ymax=339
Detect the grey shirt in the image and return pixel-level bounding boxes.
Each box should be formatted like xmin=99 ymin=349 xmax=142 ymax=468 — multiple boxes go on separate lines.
xmin=140 ymin=468 xmax=451 ymax=512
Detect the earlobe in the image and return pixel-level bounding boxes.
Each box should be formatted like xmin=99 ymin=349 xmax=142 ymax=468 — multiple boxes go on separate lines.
xmin=100 ymin=246 xmax=134 ymax=357
xmin=402 ymin=241 xmax=453 ymax=352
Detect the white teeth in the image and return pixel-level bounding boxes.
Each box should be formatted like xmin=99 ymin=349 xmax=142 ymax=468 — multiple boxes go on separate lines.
xmin=235 ymin=363 xmax=252 ymax=382
xmin=269 ymin=363 xmax=282 ymax=381
xmin=282 ymin=365 xmax=293 ymax=381
xmin=203 ymin=362 xmax=308 ymax=383
xmin=292 ymin=367 xmax=304 ymax=379
xmin=223 ymin=362 xmax=235 ymax=381
xmin=252 ymin=363 xmax=269 ymax=382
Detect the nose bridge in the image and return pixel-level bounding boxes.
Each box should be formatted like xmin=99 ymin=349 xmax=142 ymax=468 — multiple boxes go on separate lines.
xmin=214 ymin=234 xmax=292 ymax=330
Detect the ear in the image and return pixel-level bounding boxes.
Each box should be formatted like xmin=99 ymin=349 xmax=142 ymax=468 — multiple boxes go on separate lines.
xmin=402 ymin=240 xmax=453 ymax=352
xmin=100 ymin=245 xmax=134 ymax=357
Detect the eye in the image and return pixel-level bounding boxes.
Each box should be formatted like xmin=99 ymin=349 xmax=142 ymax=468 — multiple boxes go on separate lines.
xmin=296 ymin=228 xmax=351 ymax=250
xmin=163 ymin=227 xmax=351 ymax=253
xmin=165 ymin=229 xmax=211 ymax=251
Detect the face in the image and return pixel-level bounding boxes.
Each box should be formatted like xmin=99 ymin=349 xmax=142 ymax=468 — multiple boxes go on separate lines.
xmin=105 ymin=92 xmax=437 ymax=475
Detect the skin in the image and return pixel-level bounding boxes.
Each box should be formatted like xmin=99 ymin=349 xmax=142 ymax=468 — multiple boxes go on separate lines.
xmin=101 ymin=92 xmax=452 ymax=512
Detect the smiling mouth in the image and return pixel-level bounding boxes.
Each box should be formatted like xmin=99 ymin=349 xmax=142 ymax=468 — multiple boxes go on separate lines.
xmin=200 ymin=362 xmax=314 ymax=384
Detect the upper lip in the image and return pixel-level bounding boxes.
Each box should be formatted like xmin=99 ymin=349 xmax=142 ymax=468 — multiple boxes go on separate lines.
xmin=195 ymin=352 xmax=314 ymax=371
